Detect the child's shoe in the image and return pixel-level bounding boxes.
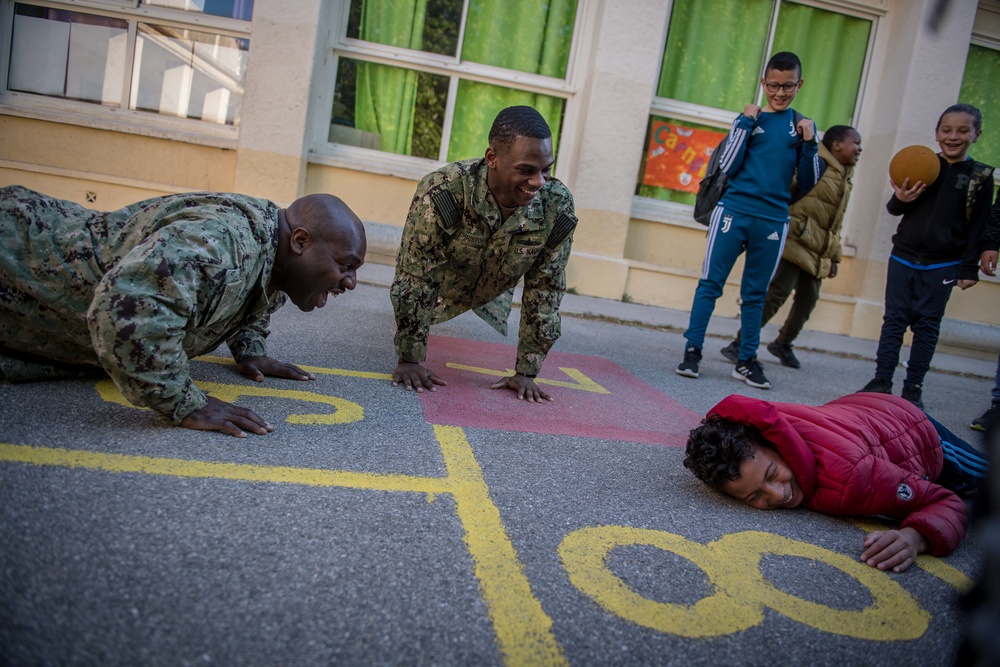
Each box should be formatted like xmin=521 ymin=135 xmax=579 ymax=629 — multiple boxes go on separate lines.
xmin=732 ymin=357 xmax=771 ymax=389
xmin=859 ymin=377 xmax=892 ymax=394
xmin=675 ymin=345 xmax=702 ymax=378
xmin=766 ymin=341 xmax=801 ymax=369
xmin=720 ymin=341 xmax=739 ymax=364
xmin=901 ymin=383 xmax=924 ymax=410
xmin=971 ymin=402 xmax=1000 ymax=432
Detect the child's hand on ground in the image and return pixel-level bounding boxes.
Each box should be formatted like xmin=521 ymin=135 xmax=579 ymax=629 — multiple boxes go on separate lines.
xmin=860 ymin=527 xmax=928 ymax=573
xmin=889 ymin=177 xmax=927 ymax=202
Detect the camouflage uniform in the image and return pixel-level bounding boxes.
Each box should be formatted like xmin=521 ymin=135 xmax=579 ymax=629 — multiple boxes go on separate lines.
xmin=391 ymin=158 xmax=577 ymax=376
xmin=0 ymin=185 xmax=285 ymax=423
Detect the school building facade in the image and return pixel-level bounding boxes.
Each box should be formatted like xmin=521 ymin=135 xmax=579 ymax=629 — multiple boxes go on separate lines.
xmin=1 ymin=0 xmax=997 ymax=358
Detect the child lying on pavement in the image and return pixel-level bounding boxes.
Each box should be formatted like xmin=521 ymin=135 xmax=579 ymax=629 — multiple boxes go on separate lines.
xmin=684 ymin=393 xmax=987 ymax=573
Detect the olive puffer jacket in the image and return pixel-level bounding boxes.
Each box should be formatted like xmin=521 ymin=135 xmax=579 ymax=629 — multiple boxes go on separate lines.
xmin=784 ymin=142 xmax=853 ymax=279
xmin=707 ymin=392 xmax=967 ymax=556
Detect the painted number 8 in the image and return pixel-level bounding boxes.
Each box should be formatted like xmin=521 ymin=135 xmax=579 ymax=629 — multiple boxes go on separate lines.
xmin=558 ymin=526 xmax=929 ymax=640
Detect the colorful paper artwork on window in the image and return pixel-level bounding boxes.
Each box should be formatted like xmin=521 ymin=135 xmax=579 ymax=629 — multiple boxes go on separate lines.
xmin=641 ymin=120 xmax=726 ymax=193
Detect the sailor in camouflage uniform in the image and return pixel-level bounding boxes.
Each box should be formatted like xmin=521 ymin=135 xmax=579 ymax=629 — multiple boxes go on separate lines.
xmin=390 ymin=106 xmax=577 ymax=402
xmin=0 ymin=186 xmax=366 ymax=436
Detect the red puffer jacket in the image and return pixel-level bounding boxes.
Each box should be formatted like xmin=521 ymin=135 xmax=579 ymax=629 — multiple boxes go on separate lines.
xmin=708 ymin=392 xmax=968 ymax=556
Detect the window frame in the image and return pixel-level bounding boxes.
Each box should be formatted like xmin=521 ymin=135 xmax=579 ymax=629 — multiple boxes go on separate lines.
xmin=0 ymin=0 xmax=253 ymax=148
xmin=633 ymin=0 xmax=882 ymax=228
xmin=308 ymin=0 xmax=592 ymax=183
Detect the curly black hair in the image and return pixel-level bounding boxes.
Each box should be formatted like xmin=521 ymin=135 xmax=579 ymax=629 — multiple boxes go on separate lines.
xmin=821 ymin=125 xmax=857 ymax=151
xmin=683 ymin=416 xmax=770 ymax=490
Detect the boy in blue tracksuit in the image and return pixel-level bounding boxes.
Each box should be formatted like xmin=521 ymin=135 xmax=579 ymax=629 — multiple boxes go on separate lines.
xmin=676 ymin=51 xmax=820 ymax=389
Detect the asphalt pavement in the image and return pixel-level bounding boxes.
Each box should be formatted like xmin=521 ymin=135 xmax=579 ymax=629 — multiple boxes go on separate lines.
xmin=1 ymin=261 xmax=995 ymax=666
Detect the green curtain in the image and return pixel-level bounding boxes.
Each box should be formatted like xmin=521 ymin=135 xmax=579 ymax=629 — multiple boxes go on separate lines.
xmin=960 ymin=44 xmax=1000 ymax=168
xmin=658 ymin=0 xmax=772 ymax=111
xmin=354 ymin=0 xmax=427 ymax=155
xmin=447 ymin=83 xmax=564 ymax=162
xmin=772 ymin=1 xmax=870 ymax=131
xmin=643 ymin=0 xmax=872 ymax=201
xmin=447 ymin=0 xmax=578 ymax=161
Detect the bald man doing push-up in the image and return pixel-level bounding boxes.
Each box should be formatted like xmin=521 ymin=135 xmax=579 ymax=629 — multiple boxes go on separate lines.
xmin=0 ymin=186 xmax=366 ymax=436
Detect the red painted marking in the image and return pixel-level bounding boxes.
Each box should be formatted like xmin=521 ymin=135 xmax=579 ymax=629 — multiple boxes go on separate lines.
xmin=418 ymin=336 xmax=700 ymax=446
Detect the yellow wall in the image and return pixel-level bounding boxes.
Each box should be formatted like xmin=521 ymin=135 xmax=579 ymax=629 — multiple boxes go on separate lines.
xmin=0 ymin=116 xmax=236 ymax=208
xmin=305 ymin=164 xmax=416 ymax=228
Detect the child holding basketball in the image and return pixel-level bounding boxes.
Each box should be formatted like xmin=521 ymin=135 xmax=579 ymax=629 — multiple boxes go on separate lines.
xmin=859 ymin=104 xmax=994 ymax=408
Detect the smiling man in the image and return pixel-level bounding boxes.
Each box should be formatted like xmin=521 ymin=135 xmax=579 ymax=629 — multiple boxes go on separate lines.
xmin=390 ymin=106 xmax=578 ymax=402
xmin=0 ymin=187 xmax=366 ymax=436
xmin=683 ymin=393 xmax=987 ymax=573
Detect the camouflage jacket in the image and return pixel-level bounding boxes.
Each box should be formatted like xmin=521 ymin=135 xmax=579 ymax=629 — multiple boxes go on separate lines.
xmin=0 ymin=186 xmax=285 ymax=422
xmin=390 ymin=158 xmax=577 ymax=376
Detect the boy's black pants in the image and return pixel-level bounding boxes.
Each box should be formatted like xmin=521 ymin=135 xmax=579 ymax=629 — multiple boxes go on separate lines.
xmin=874 ymin=259 xmax=958 ymax=387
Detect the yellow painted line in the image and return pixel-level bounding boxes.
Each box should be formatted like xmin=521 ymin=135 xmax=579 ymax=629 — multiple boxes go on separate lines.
xmin=96 ymin=379 xmax=365 ymax=426
xmin=0 ymin=427 xmax=566 ymax=666
xmin=434 ymin=425 xmax=567 ymax=667
xmin=913 ymin=555 xmax=976 ymax=591
xmin=849 ymin=519 xmax=975 ymax=591
xmin=0 ymin=443 xmax=450 ymax=495
xmin=196 ymin=355 xmax=393 ymax=380
xmin=445 ymin=363 xmax=610 ymax=394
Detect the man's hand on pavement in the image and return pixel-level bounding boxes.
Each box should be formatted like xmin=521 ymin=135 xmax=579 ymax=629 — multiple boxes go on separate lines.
xmin=238 ymin=356 xmax=315 ymax=382
xmin=180 ymin=396 xmax=274 ymax=437
xmin=490 ymin=373 xmax=553 ymax=403
xmin=392 ymin=361 xmax=448 ymax=392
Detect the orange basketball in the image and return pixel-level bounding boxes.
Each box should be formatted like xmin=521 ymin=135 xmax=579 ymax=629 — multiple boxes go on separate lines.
xmin=889 ymin=145 xmax=940 ymax=187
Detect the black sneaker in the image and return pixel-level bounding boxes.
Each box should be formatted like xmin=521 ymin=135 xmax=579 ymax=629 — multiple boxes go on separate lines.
xmin=971 ymin=402 xmax=1000 ymax=432
xmin=766 ymin=341 xmax=801 ymax=369
xmin=675 ymin=345 xmax=702 ymax=378
xmin=859 ymin=377 xmax=892 ymax=394
xmin=901 ymin=383 xmax=924 ymax=410
xmin=720 ymin=341 xmax=740 ymax=364
xmin=732 ymin=357 xmax=770 ymax=389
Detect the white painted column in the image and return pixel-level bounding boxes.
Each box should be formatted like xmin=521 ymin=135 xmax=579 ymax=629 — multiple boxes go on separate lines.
xmin=563 ymin=0 xmax=670 ymax=300
xmin=233 ymin=0 xmax=328 ymax=203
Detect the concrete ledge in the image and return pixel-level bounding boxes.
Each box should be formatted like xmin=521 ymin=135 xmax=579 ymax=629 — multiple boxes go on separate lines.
xmin=361 ymin=220 xmax=402 ymax=266
xmin=939 ymin=317 xmax=1000 ymax=357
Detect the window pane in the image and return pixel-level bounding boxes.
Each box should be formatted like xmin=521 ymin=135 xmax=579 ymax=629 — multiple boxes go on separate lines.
xmin=448 ymin=79 xmax=564 ymax=163
xmin=772 ymin=2 xmax=870 ymax=130
xmin=960 ymin=45 xmax=1000 ymax=169
xmin=131 ymin=23 xmax=248 ymax=125
xmin=657 ymin=0 xmax=771 ymax=111
xmin=636 ymin=116 xmax=726 ymax=204
xmin=346 ymin=0 xmax=461 ymax=57
xmin=462 ymin=0 xmax=577 ymax=78
xmin=141 ymin=0 xmax=254 ymax=21
xmin=8 ymin=5 xmax=127 ymax=105
xmin=331 ymin=57 xmax=448 ymax=159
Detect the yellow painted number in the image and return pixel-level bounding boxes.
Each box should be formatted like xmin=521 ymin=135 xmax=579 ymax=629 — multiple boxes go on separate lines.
xmin=559 ymin=526 xmax=930 ymax=640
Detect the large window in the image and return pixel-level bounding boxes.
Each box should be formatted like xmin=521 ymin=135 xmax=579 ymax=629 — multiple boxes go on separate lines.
xmin=637 ymin=0 xmax=873 ymax=207
xmin=960 ymin=43 xmax=1000 ymax=169
xmin=327 ymin=0 xmax=579 ymax=164
xmin=2 ymin=0 xmax=252 ymax=126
